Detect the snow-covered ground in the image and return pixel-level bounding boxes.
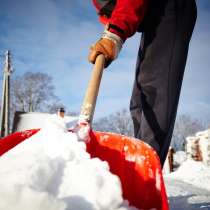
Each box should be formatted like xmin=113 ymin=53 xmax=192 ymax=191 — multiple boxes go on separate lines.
xmin=165 ymin=159 xmax=210 ymax=210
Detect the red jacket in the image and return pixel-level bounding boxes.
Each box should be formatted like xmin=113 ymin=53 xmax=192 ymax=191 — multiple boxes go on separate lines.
xmin=93 ymin=0 xmax=148 ymax=40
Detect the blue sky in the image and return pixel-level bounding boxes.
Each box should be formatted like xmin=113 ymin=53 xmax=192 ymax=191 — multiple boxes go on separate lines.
xmin=0 ymin=0 xmax=210 ymax=122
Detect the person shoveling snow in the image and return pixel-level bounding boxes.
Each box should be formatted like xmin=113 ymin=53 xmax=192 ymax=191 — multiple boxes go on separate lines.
xmin=0 ymin=20 xmax=170 ymax=209
xmin=89 ymin=0 xmax=197 ymax=167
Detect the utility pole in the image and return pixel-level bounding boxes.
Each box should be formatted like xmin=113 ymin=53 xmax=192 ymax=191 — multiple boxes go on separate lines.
xmin=0 ymin=50 xmax=13 ymax=137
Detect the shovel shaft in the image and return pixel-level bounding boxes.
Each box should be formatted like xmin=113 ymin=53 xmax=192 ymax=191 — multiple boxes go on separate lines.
xmin=80 ymin=54 xmax=105 ymax=124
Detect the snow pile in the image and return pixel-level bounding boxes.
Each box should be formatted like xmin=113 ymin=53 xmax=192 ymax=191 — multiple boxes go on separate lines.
xmin=13 ymin=112 xmax=78 ymax=132
xmin=173 ymin=151 xmax=187 ymax=167
xmin=0 ymin=117 xmax=137 ymax=210
xmin=165 ymin=160 xmax=210 ymax=192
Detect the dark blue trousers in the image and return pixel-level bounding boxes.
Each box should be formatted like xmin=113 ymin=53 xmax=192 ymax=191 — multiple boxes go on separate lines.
xmin=130 ymin=0 xmax=197 ymax=166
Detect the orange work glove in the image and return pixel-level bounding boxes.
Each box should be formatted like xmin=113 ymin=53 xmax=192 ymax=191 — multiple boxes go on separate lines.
xmin=88 ymin=30 xmax=123 ymax=67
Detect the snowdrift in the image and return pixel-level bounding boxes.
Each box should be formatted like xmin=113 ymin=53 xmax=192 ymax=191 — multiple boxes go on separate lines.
xmin=0 ymin=128 xmax=169 ymax=210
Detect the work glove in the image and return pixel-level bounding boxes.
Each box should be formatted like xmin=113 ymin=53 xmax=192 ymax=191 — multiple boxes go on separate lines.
xmin=88 ymin=30 xmax=124 ymax=67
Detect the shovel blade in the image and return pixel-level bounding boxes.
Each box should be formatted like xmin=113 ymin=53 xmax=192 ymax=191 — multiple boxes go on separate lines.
xmin=0 ymin=129 xmax=169 ymax=210
xmin=0 ymin=129 xmax=40 ymax=156
xmin=87 ymin=131 xmax=169 ymax=210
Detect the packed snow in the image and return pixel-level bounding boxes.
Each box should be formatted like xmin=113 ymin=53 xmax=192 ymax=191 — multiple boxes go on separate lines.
xmin=173 ymin=151 xmax=187 ymax=166
xmin=165 ymin=152 xmax=210 ymax=210
xmin=0 ymin=115 xmax=138 ymax=210
xmin=165 ymin=160 xmax=210 ymax=192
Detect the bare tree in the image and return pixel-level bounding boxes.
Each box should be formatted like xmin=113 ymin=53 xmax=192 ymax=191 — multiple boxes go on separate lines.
xmin=94 ymin=110 xmax=207 ymax=151
xmin=11 ymin=72 xmax=60 ymax=113
xmin=171 ymin=114 xmax=205 ymax=151
xmin=93 ymin=109 xmax=134 ymax=137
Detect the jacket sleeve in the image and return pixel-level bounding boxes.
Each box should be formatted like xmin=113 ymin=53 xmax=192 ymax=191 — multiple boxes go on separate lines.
xmin=108 ymin=0 xmax=149 ymax=40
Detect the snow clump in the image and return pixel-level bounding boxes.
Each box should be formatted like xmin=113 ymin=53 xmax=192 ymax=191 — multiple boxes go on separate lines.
xmin=0 ymin=116 xmax=138 ymax=210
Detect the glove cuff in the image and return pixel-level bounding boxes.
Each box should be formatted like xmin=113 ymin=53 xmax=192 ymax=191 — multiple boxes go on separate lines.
xmin=101 ymin=29 xmax=124 ymax=58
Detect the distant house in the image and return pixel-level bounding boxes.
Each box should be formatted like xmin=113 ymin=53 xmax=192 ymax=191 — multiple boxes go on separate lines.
xmin=186 ymin=129 xmax=210 ymax=166
xmin=164 ymin=129 xmax=210 ymax=174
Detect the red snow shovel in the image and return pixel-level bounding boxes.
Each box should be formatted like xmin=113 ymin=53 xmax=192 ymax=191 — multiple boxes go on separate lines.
xmin=0 ymin=55 xmax=169 ymax=210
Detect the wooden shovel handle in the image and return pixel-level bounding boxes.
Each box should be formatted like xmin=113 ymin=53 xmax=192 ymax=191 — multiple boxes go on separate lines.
xmin=80 ymin=54 xmax=105 ymax=124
